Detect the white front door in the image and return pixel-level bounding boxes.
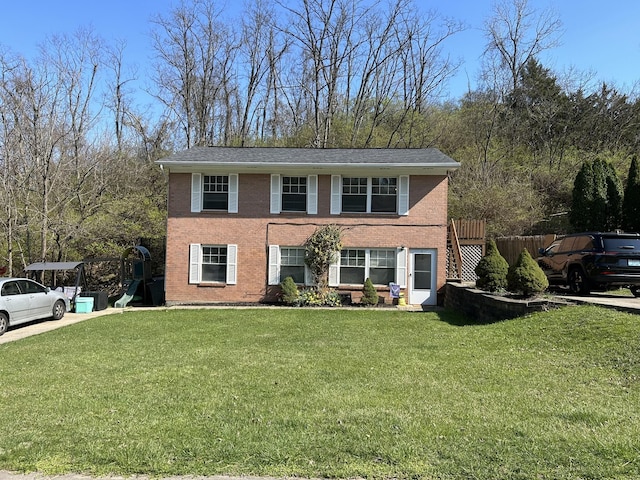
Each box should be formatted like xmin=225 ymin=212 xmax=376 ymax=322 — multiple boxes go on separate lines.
xmin=409 ymin=249 xmax=437 ymax=306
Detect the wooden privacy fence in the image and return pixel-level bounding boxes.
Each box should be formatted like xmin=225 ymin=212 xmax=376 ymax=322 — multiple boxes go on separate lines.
xmin=495 ymin=235 xmax=556 ymax=266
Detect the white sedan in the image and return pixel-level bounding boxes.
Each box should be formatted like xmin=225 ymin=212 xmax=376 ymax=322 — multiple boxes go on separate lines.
xmin=0 ymin=278 xmax=71 ymax=335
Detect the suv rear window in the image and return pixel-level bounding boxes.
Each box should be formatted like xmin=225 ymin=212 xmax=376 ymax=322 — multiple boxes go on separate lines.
xmin=602 ymin=237 xmax=640 ymax=251
xmin=572 ymin=236 xmax=595 ymax=251
xmin=558 ymin=235 xmax=594 ymax=252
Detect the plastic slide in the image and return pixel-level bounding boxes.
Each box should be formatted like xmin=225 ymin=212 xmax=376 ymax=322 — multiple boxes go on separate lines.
xmin=114 ymin=280 xmax=141 ymax=308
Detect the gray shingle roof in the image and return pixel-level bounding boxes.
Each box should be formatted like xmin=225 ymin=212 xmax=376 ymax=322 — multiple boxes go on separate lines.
xmin=157 ymin=147 xmax=460 ymax=174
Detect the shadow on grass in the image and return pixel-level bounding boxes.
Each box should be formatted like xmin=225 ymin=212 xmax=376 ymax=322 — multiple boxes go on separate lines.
xmin=435 ymin=308 xmax=503 ymax=327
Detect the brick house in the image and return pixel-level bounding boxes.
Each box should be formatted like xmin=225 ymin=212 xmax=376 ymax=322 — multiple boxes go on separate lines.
xmin=157 ymin=147 xmax=460 ymax=306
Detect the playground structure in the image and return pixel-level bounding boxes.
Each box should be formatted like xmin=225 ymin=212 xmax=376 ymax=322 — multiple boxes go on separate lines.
xmin=114 ymin=246 xmax=164 ymax=308
xmin=24 ymin=261 xmax=88 ymax=303
xmin=23 ymin=261 xmax=111 ymax=311
xmin=17 ymin=245 xmax=164 ymax=312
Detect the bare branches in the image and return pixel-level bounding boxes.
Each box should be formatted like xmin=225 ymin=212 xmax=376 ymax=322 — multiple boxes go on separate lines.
xmin=483 ymin=0 xmax=562 ymax=96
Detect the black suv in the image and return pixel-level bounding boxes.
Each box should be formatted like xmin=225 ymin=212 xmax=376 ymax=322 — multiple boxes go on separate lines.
xmin=537 ymin=232 xmax=640 ymax=296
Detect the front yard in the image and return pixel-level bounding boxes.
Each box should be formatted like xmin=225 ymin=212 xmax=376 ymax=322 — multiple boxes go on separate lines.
xmin=0 ymin=306 xmax=638 ymax=479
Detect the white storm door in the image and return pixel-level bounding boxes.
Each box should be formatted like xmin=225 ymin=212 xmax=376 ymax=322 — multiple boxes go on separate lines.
xmin=409 ymin=249 xmax=437 ymax=306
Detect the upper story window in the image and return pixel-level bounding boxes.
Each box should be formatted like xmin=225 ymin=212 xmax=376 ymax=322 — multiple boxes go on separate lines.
xmin=342 ymin=178 xmax=368 ymax=212
xmin=282 ymin=177 xmax=307 ymax=212
xmin=271 ymin=174 xmax=317 ymax=215
xmin=191 ymin=173 xmax=238 ymax=213
xmin=341 ymin=177 xmax=398 ymax=213
xmin=332 ymin=175 xmax=409 ymax=215
xmin=203 ymin=176 xmax=229 ymax=210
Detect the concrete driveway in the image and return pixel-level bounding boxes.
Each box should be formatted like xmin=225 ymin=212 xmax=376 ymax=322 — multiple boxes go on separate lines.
xmin=555 ymin=290 xmax=640 ymax=314
xmin=0 ymin=308 xmax=121 ymax=345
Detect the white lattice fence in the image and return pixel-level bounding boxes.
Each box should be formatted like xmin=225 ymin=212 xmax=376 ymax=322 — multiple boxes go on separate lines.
xmin=461 ymin=244 xmax=482 ymax=282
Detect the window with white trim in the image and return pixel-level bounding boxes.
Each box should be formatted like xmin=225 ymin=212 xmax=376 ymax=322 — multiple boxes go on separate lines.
xmin=189 ymin=244 xmax=237 ymax=284
xmin=280 ymin=247 xmax=306 ymax=283
xmin=268 ymin=245 xmax=311 ymax=285
xmin=282 ymin=177 xmax=307 ymax=212
xmin=340 ymin=249 xmax=366 ymax=284
xmin=203 ymin=176 xmax=229 ymax=210
xmin=342 ymin=178 xmax=368 ymax=212
xmin=202 ymin=245 xmax=227 ymax=282
xmin=191 ymin=173 xmax=238 ymax=213
xmin=270 ymin=174 xmax=317 ymax=215
xmin=339 ymin=248 xmax=399 ymax=286
xmin=332 ymin=175 xmax=408 ymax=215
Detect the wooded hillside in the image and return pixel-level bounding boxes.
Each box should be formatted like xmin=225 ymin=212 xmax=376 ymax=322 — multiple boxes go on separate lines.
xmin=1 ymin=0 xmax=638 ymax=273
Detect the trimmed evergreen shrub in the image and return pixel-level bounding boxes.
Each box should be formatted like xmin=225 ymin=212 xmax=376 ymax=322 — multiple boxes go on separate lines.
xmin=474 ymin=239 xmax=509 ymax=292
xmin=507 ymin=248 xmax=549 ymax=296
xmin=280 ymin=276 xmax=299 ymax=305
xmin=361 ymin=278 xmax=379 ymax=305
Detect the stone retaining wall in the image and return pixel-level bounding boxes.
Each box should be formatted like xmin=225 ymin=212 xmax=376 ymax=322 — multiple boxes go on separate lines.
xmin=444 ymin=282 xmax=569 ymax=323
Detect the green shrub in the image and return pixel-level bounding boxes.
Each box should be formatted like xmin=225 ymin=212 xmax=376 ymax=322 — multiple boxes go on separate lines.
xmin=296 ymin=288 xmax=341 ymax=307
xmin=475 ymin=239 xmax=509 ymax=292
xmin=360 ymin=278 xmax=379 ymax=305
xmin=507 ymin=248 xmax=549 ymax=296
xmin=280 ymin=276 xmax=299 ymax=305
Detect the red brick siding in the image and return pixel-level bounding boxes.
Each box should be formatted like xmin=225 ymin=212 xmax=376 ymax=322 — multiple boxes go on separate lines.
xmin=165 ymin=173 xmax=449 ymax=304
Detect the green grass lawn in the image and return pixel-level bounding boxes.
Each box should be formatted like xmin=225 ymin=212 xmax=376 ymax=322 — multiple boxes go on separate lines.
xmin=0 ymin=306 xmax=639 ymax=479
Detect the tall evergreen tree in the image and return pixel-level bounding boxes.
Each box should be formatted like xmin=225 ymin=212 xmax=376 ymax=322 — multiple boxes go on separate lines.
xmin=570 ymin=162 xmax=595 ymax=232
xmin=602 ymin=160 xmax=623 ymax=230
xmin=623 ymin=155 xmax=640 ymax=232
xmin=570 ymin=159 xmax=622 ymax=232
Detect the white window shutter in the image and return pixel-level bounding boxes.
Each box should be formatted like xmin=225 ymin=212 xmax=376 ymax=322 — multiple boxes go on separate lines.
xmin=398 ymin=175 xmax=409 ymax=215
xmin=226 ymin=244 xmax=238 ymax=284
xmin=189 ymin=244 xmax=201 ymax=284
xmin=228 ymin=174 xmax=239 ymax=213
xmin=268 ymin=245 xmax=280 ymax=285
xmin=307 ymin=175 xmax=318 ymax=215
xmin=270 ymin=174 xmax=281 ymax=214
xmin=330 ymin=175 xmax=341 ymax=215
xmin=191 ymin=173 xmax=202 ymax=213
xmin=328 ymin=253 xmax=340 ymax=286
xmin=396 ymin=248 xmax=407 ymax=288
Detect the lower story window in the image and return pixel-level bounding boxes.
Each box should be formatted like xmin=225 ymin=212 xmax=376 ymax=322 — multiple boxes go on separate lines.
xmin=189 ymin=243 xmax=238 ymax=285
xmin=202 ymin=246 xmax=227 ymax=282
xmin=280 ymin=247 xmax=306 ymax=284
xmin=369 ymin=249 xmax=396 ymax=285
xmin=340 ymin=249 xmax=365 ymax=284
xmin=340 ymin=248 xmax=396 ymax=285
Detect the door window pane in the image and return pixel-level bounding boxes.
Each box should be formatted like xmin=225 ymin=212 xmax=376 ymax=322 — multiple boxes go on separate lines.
xmin=413 ymin=253 xmax=431 ymax=289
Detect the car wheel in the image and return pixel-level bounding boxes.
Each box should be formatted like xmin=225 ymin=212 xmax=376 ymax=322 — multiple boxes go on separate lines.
xmin=0 ymin=312 xmax=8 ymax=336
xmin=568 ymin=268 xmax=590 ymax=295
xmin=631 ymin=286 xmax=640 ymax=298
xmin=52 ymin=300 xmax=66 ymax=320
